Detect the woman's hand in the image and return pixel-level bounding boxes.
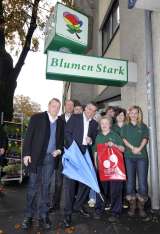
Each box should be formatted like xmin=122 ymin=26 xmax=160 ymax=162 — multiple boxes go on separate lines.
xmin=132 ymin=147 xmax=141 ymax=154
xmin=107 ymin=141 xmax=114 ymax=147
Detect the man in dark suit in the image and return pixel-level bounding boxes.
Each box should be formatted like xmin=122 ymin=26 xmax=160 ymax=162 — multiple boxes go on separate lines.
xmin=63 ymin=102 xmax=98 ymax=227
xmin=49 ymin=99 xmax=74 ymax=212
xmin=61 ymin=99 xmax=74 ymax=123
xmin=22 ymin=98 xmax=64 ymax=230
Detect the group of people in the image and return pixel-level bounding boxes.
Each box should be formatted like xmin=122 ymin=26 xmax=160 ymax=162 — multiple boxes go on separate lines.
xmin=21 ymin=98 xmax=149 ymax=230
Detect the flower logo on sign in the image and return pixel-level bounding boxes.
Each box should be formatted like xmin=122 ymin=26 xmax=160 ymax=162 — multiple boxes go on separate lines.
xmin=63 ymin=12 xmax=83 ymax=39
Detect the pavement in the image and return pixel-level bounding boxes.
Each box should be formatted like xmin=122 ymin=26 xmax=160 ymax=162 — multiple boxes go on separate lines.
xmin=0 ymin=180 xmax=160 ymax=234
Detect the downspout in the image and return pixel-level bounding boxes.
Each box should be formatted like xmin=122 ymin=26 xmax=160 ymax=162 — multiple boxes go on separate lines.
xmin=144 ymin=10 xmax=160 ymax=210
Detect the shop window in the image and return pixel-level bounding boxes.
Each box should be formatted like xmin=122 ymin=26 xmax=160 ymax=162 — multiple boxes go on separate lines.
xmin=102 ymin=1 xmax=120 ymax=54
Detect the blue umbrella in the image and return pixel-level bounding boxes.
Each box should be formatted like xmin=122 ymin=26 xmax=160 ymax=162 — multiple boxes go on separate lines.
xmin=62 ymin=141 xmax=102 ymax=197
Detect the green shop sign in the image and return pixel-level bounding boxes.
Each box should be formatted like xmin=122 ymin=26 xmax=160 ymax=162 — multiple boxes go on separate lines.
xmin=44 ymin=3 xmax=89 ymax=54
xmin=46 ymin=51 xmax=128 ymax=86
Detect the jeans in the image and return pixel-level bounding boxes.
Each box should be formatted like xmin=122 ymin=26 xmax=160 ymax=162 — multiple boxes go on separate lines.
xmin=25 ymin=154 xmax=54 ymax=219
xmin=125 ymin=157 xmax=148 ymax=198
xmin=49 ymin=165 xmax=63 ymax=208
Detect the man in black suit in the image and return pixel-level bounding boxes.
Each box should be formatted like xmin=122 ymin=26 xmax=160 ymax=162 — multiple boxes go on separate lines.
xmin=22 ymin=98 xmax=64 ymax=230
xmin=61 ymin=99 xmax=74 ymax=123
xmin=49 ymin=99 xmax=74 ymax=212
xmin=63 ymin=102 xmax=98 ymax=227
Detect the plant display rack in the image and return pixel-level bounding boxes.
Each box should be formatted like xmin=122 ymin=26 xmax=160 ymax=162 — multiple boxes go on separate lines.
xmin=1 ymin=113 xmax=24 ymax=183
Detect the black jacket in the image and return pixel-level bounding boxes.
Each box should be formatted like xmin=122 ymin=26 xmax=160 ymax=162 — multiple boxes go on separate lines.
xmin=65 ymin=113 xmax=98 ymax=152
xmin=23 ymin=112 xmax=64 ymax=172
xmin=61 ymin=113 xmax=66 ymax=124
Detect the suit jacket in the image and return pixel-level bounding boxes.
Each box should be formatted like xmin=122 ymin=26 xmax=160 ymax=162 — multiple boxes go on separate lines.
xmin=61 ymin=113 xmax=73 ymax=125
xmin=65 ymin=113 xmax=98 ymax=152
xmin=23 ymin=112 xmax=64 ymax=172
xmin=61 ymin=113 xmax=66 ymax=124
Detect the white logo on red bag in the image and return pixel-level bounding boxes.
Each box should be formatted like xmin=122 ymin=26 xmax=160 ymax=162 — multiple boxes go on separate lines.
xmin=103 ymin=153 xmax=118 ymax=169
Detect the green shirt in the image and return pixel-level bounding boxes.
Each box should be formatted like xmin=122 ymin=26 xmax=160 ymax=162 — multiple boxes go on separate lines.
xmin=112 ymin=123 xmax=124 ymax=137
xmin=93 ymin=130 xmax=124 ymax=154
xmin=121 ymin=123 xmax=149 ymax=159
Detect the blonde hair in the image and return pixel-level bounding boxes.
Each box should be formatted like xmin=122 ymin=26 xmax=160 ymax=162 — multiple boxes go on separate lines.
xmin=100 ymin=115 xmax=113 ymax=126
xmin=127 ymin=105 xmax=143 ymax=124
xmin=48 ymin=98 xmax=61 ymax=106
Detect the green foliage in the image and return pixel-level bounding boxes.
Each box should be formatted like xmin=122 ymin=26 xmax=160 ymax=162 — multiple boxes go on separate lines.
xmin=3 ymin=163 xmax=21 ymax=174
xmin=3 ymin=0 xmax=50 ymax=54
xmin=62 ymin=0 xmax=74 ymax=7
xmin=13 ymin=95 xmax=41 ymax=117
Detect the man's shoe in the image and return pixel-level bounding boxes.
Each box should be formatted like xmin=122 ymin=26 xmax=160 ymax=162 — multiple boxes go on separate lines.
xmin=105 ymin=203 xmax=111 ymax=211
xmin=63 ymin=215 xmax=71 ymax=228
xmin=22 ymin=217 xmax=32 ymax=230
xmin=41 ymin=217 xmax=51 ymax=230
xmin=123 ymin=200 xmax=129 ymax=209
xmin=78 ymin=208 xmax=91 ymax=218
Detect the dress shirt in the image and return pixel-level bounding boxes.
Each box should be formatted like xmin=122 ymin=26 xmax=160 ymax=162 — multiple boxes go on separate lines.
xmin=82 ymin=112 xmax=91 ymax=145
xmin=65 ymin=113 xmax=72 ymax=122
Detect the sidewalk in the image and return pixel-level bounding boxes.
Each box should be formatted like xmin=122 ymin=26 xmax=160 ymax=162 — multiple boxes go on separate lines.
xmin=0 ymin=181 xmax=160 ymax=234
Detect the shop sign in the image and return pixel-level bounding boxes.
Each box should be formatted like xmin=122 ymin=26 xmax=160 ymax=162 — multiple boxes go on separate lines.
xmin=46 ymin=51 xmax=128 ymax=86
xmin=44 ymin=2 xmax=89 ymax=54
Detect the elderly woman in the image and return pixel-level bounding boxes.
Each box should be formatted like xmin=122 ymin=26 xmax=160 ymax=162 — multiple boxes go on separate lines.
xmin=93 ymin=115 xmax=125 ymax=222
xmin=122 ymin=106 xmax=149 ymax=218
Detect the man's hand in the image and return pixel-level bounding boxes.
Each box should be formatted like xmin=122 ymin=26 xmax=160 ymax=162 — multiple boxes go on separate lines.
xmin=23 ymin=156 xmax=31 ymax=166
xmin=52 ymin=149 xmax=61 ymax=158
xmin=86 ymin=137 xmax=92 ymax=145
xmin=0 ymin=148 xmax=5 ymax=156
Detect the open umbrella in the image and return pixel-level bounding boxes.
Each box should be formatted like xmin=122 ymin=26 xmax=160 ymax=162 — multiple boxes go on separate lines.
xmin=62 ymin=141 xmax=103 ymax=200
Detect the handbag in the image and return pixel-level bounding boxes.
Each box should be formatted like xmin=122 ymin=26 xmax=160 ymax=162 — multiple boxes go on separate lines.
xmin=97 ymin=143 xmax=126 ymax=181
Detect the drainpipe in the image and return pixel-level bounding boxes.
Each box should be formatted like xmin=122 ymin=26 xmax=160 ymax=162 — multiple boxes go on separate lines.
xmin=59 ymin=47 xmax=71 ymax=112
xmin=144 ymin=10 xmax=160 ymax=210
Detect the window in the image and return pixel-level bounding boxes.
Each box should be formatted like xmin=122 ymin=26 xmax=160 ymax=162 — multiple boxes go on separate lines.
xmin=102 ymin=1 xmax=120 ymax=54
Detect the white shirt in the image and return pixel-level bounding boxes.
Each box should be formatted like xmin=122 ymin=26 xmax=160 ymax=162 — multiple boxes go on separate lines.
xmin=82 ymin=112 xmax=91 ymax=145
xmin=65 ymin=113 xmax=72 ymax=122
xmin=47 ymin=112 xmax=58 ymax=123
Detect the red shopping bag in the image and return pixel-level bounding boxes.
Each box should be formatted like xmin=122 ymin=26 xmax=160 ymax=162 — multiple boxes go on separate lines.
xmin=97 ymin=144 xmax=126 ymax=181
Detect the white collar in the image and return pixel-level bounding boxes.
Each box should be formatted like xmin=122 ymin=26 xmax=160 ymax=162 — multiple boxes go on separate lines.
xmin=47 ymin=112 xmax=58 ymax=123
xmin=65 ymin=112 xmax=72 ymax=117
xmin=83 ymin=112 xmax=91 ymax=122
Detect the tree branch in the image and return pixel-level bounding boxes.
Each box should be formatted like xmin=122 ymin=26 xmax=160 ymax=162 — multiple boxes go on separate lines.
xmin=13 ymin=0 xmax=41 ymax=80
xmin=0 ymin=0 xmax=5 ymax=50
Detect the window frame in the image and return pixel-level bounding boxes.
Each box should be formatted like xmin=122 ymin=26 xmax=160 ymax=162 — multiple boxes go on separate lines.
xmin=102 ymin=0 xmax=120 ymax=55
